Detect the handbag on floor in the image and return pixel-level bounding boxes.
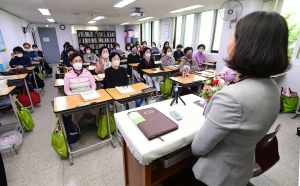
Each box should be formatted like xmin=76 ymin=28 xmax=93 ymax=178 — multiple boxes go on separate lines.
xmin=281 ymin=87 xmax=299 ymax=113
xmin=160 ymin=78 xmax=173 ymax=97
xmin=51 ymin=119 xmax=68 ymax=159
xmin=62 ymin=116 xmax=81 ymax=144
xmin=17 ymin=85 xmax=40 ymax=107
xmin=15 ymin=99 xmax=34 ymax=131
xmin=97 ymin=111 xmax=116 ymax=139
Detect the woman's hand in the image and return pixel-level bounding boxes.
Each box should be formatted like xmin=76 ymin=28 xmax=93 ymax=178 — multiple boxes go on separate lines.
xmin=16 ymin=65 xmax=24 ymax=69
xmin=11 ymin=53 xmax=15 ymax=59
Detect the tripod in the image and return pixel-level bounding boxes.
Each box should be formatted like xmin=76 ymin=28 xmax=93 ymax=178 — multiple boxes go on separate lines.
xmin=170 ymin=85 xmax=186 ymax=106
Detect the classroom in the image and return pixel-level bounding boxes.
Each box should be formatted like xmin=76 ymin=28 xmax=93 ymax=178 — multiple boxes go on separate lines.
xmin=0 ymin=0 xmax=300 ymax=185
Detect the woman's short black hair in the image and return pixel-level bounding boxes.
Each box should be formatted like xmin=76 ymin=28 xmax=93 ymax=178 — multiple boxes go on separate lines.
xmin=84 ymin=46 xmax=91 ymax=52
xmin=115 ymin=43 xmax=120 ymax=48
xmin=197 ymin=44 xmax=205 ymax=50
xmin=68 ymin=52 xmax=83 ymax=63
xmin=143 ymin=47 xmax=151 ymax=54
xmin=32 ymin=44 xmax=38 ymax=48
xmin=125 ymin=43 xmax=131 ymax=50
xmin=163 ymin=41 xmax=169 ymax=49
xmin=109 ymin=52 xmax=121 ymax=62
xmin=63 ymin=42 xmax=70 ymax=48
xmin=164 ymin=47 xmax=172 ymax=54
xmin=131 ymin=45 xmax=137 ymax=50
xmin=135 ymin=41 xmax=139 ymax=45
xmin=79 ymin=43 xmax=84 ymax=46
xmin=225 ymin=11 xmax=289 ymax=78
xmin=13 ymin=46 xmax=24 ymax=54
xmin=151 ymin=42 xmax=156 ymax=46
xmin=66 ymin=47 xmax=75 ymax=54
xmin=176 ymin=44 xmax=183 ymax=49
xmin=98 ymin=46 xmax=111 ymax=56
xmin=184 ymin=47 xmax=193 ymax=54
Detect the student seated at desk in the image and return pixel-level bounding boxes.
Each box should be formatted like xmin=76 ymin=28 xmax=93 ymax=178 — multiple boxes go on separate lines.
xmin=78 ymin=43 xmax=86 ymax=55
xmin=136 ymin=44 xmax=143 ymax=57
xmin=173 ymin=44 xmax=184 ymax=59
xmin=32 ymin=44 xmax=44 ymax=58
xmin=64 ymin=53 xmax=99 ymax=125
xmin=105 ymin=52 xmax=135 ymax=111
xmin=151 ymin=42 xmax=160 ymax=61
xmin=124 ymin=43 xmax=131 ymax=58
xmin=63 ymin=48 xmax=75 ymax=70
xmin=127 ymin=46 xmax=141 ymax=79
xmin=95 ymin=46 xmax=111 ymax=74
xmin=9 ymin=47 xmax=31 ymax=68
xmin=161 ymin=47 xmax=175 ymax=67
xmin=113 ymin=43 xmax=123 ymax=55
xmin=61 ymin=42 xmax=70 ymax=60
xmin=141 ymin=41 xmax=148 ymax=51
xmin=193 ymin=44 xmax=206 ymax=70
xmin=161 ymin=41 xmax=170 ymax=57
xmin=83 ymin=46 xmax=98 ymax=65
xmin=140 ymin=48 xmax=163 ymax=96
xmin=23 ymin=42 xmax=39 ymax=61
xmin=179 ymin=47 xmax=200 ymax=74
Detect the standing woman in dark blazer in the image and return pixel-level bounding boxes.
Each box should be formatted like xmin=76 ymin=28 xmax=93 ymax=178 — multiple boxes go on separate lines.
xmin=192 ymin=11 xmax=290 ymax=186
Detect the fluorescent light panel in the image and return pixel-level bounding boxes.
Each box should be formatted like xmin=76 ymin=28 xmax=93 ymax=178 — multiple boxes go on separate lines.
xmin=38 ymin=8 xmax=51 ymax=15
xmin=137 ymin=17 xmax=154 ymax=21
xmin=88 ymin=21 xmax=96 ymax=24
xmin=47 ymin=19 xmax=55 ymax=22
xmin=120 ymin=22 xmax=130 ymax=25
xmin=169 ymin=5 xmax=204 ymax=13
xmin=114 ymin=0 xmax=136 ymax=8
xmin=93 ymin=16 xmax=104 ymax=20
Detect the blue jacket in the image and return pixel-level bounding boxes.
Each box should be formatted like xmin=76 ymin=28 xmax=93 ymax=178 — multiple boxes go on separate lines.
xmin=63 ymin=56 xmax=71 ymax=67
xmin=24 ymin=51 xmax=37 ymax=59
xmin=9 ymin=55 xmax=31 ymax=68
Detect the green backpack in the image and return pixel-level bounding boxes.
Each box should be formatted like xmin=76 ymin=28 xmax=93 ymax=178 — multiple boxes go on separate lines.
xmin=160 ymin=78 xmax=173 ymax=97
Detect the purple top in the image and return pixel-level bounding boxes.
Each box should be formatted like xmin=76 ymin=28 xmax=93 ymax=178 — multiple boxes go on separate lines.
xmin=193 ymin=52 xmax=206 ymax=69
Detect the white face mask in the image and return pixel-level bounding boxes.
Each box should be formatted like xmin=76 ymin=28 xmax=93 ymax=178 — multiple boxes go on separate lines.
xmin=80 ymin=47 xmax=84 ymax=51
xmin=143 ymin=44 xmax=147 ymax=46
xmin=152 ymin=45 xmax=155 ymax=48
xmin=73 ymin=63 xmax=82 ymax=70
xmin=112 ymin=60 xmax=120 ymax=67
xmin=127 ymin=47 xmax=130 ymax=50
xmin=116 ymin=47 xmax=120 ymax=50
xmin=16 ymin=53 xmax=23 ymax=58
xmin=102 ymin=53 xmax=109 ymax=58
xmin=33 ymin=48 xmax=38 ymax=51
xmin=199 ymin=49 xmax=204 ymax=53
xmin=145 ymin=53 xmax=151 ymax=58
xmin=86 ymin=50 xmax=91 ymax=54
xmin=24 ymin=48 xmax=30 ymax=52
xmin=167 ymin=52 xmax=172 ymax=57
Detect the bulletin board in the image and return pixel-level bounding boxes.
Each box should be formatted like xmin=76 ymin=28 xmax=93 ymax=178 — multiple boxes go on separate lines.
xmin=0 ymin=30 xmax=6 ymax=52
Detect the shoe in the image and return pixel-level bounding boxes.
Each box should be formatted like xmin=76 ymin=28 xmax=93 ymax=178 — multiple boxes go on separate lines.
xmin=157 ymin=91 xmax=162 ymax=96
xmin=151 ymin=92 xmax=157 ymax=97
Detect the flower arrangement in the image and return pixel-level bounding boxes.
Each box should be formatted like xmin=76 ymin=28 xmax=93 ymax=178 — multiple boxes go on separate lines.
xmin=200 ymin=67 xmax=237 ymax=102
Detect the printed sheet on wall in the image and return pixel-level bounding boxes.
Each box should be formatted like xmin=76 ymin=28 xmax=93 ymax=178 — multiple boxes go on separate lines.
xmin=0 ymin=30 xmax=6 ymax=52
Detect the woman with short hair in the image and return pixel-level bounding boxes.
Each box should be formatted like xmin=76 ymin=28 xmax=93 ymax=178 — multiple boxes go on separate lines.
xmin=95 ymin=46 xmax=111 ymax=74
xmin=83 ymin=46 xmax=98 ymax=64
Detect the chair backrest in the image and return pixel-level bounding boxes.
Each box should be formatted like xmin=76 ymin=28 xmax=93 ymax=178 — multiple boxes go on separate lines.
xmin=254 ymin=124 xmax=281 ymax=176
xmin=9 ymin=68 xmax=28 ymax=75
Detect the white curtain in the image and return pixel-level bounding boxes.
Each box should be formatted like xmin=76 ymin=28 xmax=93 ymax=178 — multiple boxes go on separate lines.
xmin=263 ymin=0 xmax=284 ymax=13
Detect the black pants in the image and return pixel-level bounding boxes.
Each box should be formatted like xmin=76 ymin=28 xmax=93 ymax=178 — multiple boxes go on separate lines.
xmin=0 ymin=154 xmax=7 ymax=186
xmin=194 ymin=178 xmax=208 ymax=186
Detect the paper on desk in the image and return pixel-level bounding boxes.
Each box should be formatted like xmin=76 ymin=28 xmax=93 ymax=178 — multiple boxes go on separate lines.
xmin=98 ymin=74 xmax=105 ymax=78
xmin=116 ymin=86 xmax=135 ymax=94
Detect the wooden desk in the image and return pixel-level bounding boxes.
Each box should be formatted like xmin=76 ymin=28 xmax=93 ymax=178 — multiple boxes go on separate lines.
xmin=202 ymin=62 xmax=216 ymax=70
xmin=142 ymin=68 xmax=172 ymax=85
xmin=0 ymin=86 xmax=24 ymax=136
xmin=114 ymin=94 xmax=204 ymax=186
xmin=53 ymin=89 xmax=116 ymax=165
xmin=169 ymin=74 xmax=207 ymax=93
xmin=128 ymin=63 xmax=139 ymax=83
xmin=7 ymin=74 xmax=34 ymax=112
xmin=154 ymin=61 xmax=161 ymax=65
xmin=120 ymin=59 xmax=127 ymax=64
xmin=165 ymin=65 xmax=180 ymax=71
xmin=82 ymin=63 xmax=90 ymax=67
xmin=59 ymin=60 xmax=63 ymax=63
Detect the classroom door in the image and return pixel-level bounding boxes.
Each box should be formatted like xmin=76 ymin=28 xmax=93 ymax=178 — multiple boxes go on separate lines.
xmin=38 ymin=27 xmax=60 ymax=63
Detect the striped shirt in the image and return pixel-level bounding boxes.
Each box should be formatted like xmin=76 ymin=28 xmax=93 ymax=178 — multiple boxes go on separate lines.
xmin=64 ymin=69 xmax=96 ymax=96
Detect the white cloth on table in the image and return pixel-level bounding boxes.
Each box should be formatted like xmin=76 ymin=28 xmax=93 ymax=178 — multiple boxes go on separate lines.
xmin=114 ymin=94 xmax=205 ymax=165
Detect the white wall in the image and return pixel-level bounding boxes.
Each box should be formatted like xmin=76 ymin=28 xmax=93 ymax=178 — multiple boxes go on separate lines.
xmin=33 ymin=24 xmax=73 ymax=53
xmin=115 ymin=25 xmax=125 ymax=50
xmin=0 ymin=9 xmax=34 ymax=69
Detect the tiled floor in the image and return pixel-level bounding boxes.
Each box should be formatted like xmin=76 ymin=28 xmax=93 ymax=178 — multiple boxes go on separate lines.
xmin=1 ymin=68 xmax=299 ymax=186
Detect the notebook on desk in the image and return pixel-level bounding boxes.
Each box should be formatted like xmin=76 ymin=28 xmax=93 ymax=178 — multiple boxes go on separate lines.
xmin=116 ymin=86 xmax=135 ymax=94
xmin=80 ymin=90 xmax=101 ymax=101
xmin=128 ymin=107 xmax=179 ymax=141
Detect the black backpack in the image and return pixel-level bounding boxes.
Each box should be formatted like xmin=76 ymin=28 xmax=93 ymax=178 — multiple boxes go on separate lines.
xmin=42 ymin=61 xmax=53 ymax=74
xmin=62 ymin=116 xmax=81 ymax=144
xmin=30 ymin=73 xmax=45 ymax=89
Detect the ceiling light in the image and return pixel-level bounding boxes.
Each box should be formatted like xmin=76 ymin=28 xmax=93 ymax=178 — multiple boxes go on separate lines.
xmin=38 ymin=8 xmax=51 ymax=15
xmin=114 ymin=0 xmax=136 ymax=8
xmin=169 ymin=5 xmax=204 ymax=13
xmin=88 ymin=21 xmax=96 ymax=24
xmin=120 ymin=22 xmax=130 ymax=25
xmin=137 ymin=17 xmax=154 ymax=21
xmin=47 ymin=19 xmax=55 ymax=22
xmin=93 ymin=16 xmax=104 ymax=20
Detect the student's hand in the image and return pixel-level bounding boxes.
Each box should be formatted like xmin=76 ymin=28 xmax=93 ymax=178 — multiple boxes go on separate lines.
xmin=11 ymin=53 xmax=15 ymax=59
xmin=181 ymin=56 xmax=187 ymax=60
xmin=16 ymin=65 xmax=24 ymax=69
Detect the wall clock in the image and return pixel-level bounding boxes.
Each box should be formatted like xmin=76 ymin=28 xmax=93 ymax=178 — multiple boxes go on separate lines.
xmin=60 ymin=24 xmax=66 ymax=30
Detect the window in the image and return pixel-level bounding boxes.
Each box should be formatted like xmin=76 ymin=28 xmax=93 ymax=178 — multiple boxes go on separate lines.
xmin=197 ymin=11 xmax=214 ymax=50
xmin=175 ymin=16 xmax=183 ymax=48
xmin=142 ymin=22 xmax=150 ymax=45
xmin=211 ymin=10 xmax=224 ymax=51
xmin=281 ymin=0 xmax=300 ymax=61
xmin=152 ymin=21 xmax=160 ymax=46
xmin=183 ymin=14 xmax=195 ymax=47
